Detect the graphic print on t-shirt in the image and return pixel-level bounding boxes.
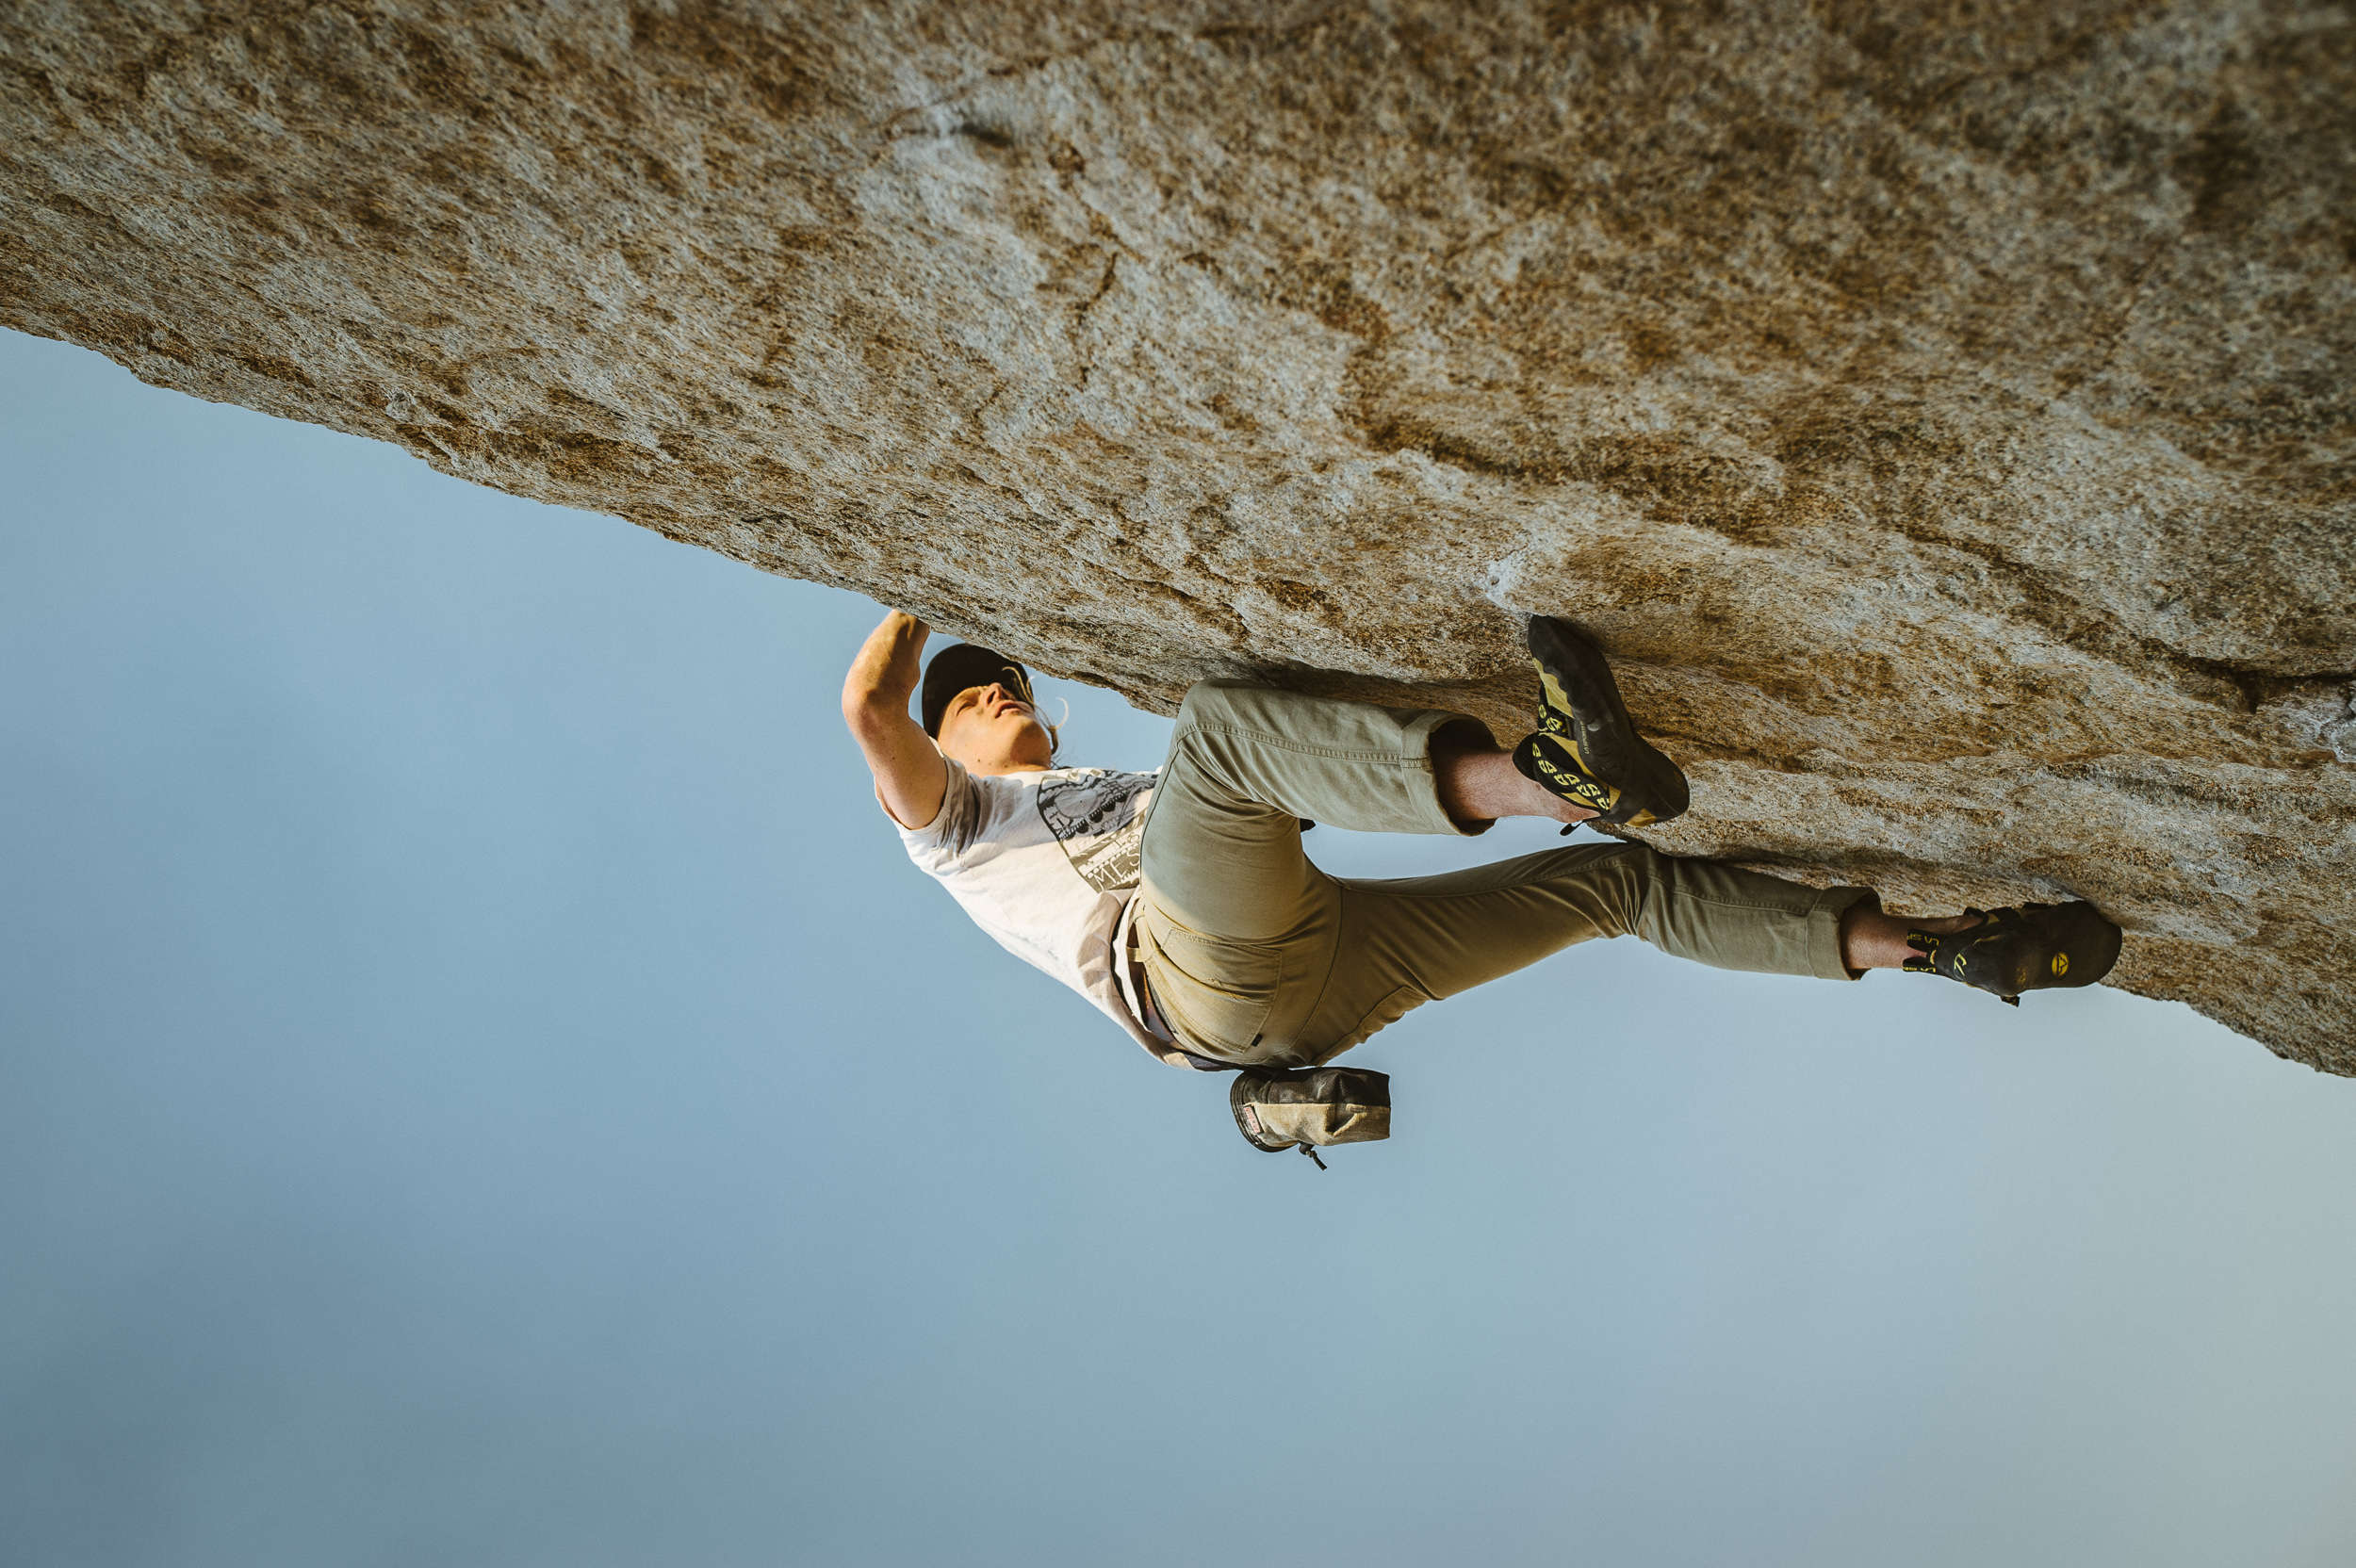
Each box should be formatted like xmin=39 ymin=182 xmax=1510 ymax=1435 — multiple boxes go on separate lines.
xmin=1035 ymin=771 xmax=1155 ymax=893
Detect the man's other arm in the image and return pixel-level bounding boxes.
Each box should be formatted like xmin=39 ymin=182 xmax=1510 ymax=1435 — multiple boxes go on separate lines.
xmin=842 ymin=610 xmax=948 ymax=830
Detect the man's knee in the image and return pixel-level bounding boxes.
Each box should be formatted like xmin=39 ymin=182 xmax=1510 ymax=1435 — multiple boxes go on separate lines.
xmin=1173 ymin=678 xmax=1269 ymax=730
xmin=1548 ymin=841 xmax=1661 ymax=937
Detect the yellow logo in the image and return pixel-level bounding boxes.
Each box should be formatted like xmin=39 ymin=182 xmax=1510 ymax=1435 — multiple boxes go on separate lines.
xmin=2052 ymin=953 xmax=2069 ymax=977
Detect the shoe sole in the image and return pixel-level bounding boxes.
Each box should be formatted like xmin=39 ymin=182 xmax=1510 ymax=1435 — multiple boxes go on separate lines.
xmin=1524 ymin=617 xmax=1691 ymax=825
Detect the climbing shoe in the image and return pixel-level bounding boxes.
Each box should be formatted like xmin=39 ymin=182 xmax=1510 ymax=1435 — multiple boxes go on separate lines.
xmin=1903 ymin=901 xmax=2124 ymax=1006
xmin=1512 ymin=615 xmax=1691 ymax=828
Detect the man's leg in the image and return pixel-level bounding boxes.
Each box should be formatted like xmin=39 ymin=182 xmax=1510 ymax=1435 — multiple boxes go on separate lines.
xmin=1132 ymin=680 xmax=2111 ymax=1058
xmin=1291 ymin=844 xmax=1881 ymax=1061
xmin=1133 ymin=680 xmax=1499 ymax=1062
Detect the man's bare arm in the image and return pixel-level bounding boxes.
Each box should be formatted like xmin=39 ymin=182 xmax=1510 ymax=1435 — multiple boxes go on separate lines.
xmin=842 ymin=610 xmax=948 ymax=829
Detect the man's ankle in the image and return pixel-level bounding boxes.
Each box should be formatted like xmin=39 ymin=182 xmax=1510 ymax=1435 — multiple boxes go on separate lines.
xmin=1840 ymin=907 xmax=1987 ymax=971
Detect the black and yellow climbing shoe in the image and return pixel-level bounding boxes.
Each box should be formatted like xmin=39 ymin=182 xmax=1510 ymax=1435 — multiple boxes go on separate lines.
xmin=1903 ymin=902 xmax=2124 ymax=1006
xmin=1512 ymin=615 xmax=1691 ymax=828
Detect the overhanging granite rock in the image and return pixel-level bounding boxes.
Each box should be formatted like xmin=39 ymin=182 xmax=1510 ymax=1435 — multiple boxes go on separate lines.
xmin=5 ymin=2 xmax=2350 ymax=1066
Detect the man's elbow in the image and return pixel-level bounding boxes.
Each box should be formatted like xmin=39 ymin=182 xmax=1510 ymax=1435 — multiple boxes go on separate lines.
xmin=841 ymin=690 xmax=901 ymax=743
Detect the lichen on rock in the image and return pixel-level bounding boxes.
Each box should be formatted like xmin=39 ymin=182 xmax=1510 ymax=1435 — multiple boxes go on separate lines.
xmin=4 ymin=1 xmax=2350 ymax=1067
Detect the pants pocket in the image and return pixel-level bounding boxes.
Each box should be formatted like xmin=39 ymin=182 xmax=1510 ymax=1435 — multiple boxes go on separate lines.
xmin=1142 ymin=919 xmax=1285 ymax=1058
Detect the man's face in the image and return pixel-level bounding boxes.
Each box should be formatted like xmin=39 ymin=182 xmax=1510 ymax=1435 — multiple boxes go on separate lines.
xmin=935 ymin=682 xmax=1053 ymax=771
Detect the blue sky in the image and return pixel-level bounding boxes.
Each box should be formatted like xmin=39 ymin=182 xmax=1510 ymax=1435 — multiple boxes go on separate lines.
xmin=4 ymin=326 xmax=2354 ymax=1568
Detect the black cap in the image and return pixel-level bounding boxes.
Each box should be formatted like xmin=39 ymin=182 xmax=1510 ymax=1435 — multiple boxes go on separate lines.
xmin=921 ymin=644 xmax=1037 ymax=737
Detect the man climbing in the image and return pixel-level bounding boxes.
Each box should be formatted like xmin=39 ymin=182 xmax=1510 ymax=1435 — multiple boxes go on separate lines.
xmin=841 ymin=609 xmax=2124 ymax=1090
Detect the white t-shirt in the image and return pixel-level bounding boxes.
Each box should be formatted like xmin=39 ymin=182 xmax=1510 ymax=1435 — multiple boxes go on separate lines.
xmin=891 ymin=758 xmax=1202 ymax=1068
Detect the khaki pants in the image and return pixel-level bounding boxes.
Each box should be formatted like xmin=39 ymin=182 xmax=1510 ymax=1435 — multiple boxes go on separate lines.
xmin=1134 ymin=681 xmax=1873 ymax=1067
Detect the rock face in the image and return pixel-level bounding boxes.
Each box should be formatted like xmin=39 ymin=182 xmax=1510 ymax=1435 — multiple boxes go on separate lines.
xmin=5 ymin=2 xmax=2351 ymax=1065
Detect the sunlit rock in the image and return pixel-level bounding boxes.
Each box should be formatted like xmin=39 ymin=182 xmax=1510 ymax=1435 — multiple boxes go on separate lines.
xmin=5 ymin=2 xmax=2349 ymax=1067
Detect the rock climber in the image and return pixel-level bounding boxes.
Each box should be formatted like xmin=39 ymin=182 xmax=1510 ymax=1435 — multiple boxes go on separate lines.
xmin=840 ymin=608 xmax=2124 ymax=1102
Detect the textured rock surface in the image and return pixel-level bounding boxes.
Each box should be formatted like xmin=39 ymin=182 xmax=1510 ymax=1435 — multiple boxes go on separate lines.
xmin=5 ymin=2 xmax=2352 ymax=1067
